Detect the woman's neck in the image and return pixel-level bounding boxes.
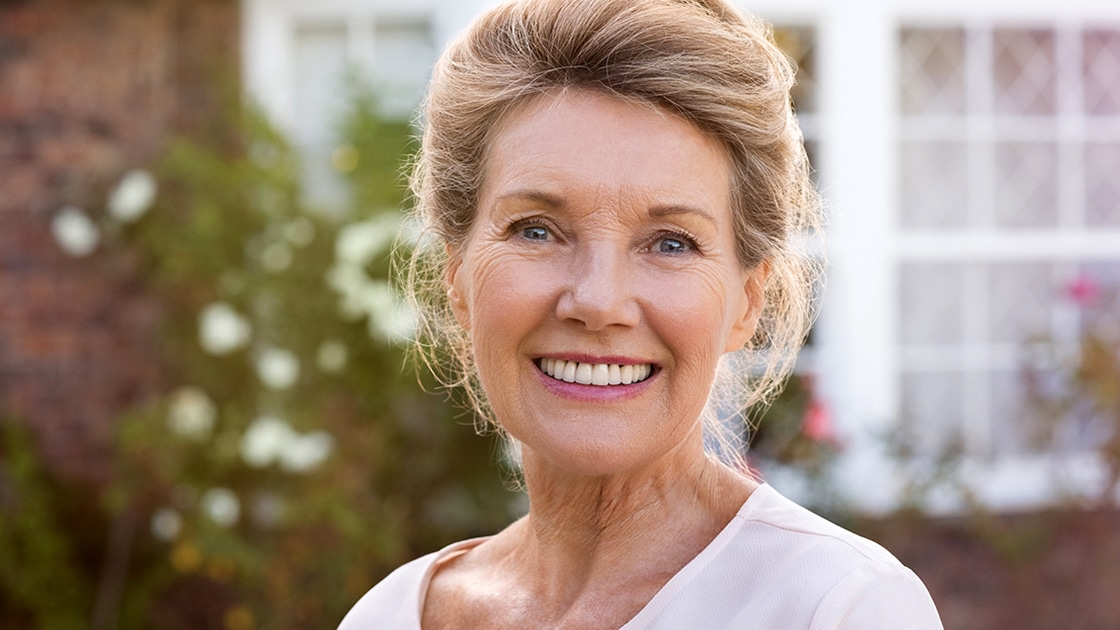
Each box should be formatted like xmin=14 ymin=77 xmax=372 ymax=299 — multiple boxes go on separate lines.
xmin=502 ymin=440 xmax=756 ymax=616
xmin=419 ymin=431 xmax=758 ymax=629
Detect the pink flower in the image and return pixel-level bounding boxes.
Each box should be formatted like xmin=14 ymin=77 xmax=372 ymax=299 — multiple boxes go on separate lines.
xmin=1066 ymin=275 xmax=1099 ymax=306
xmin=801 ymin=398 xmax=837 ymax=443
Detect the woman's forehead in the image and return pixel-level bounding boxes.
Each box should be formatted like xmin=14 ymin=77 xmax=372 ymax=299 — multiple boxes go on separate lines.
xmin=478 ymin=89 xmax=733 ymax=215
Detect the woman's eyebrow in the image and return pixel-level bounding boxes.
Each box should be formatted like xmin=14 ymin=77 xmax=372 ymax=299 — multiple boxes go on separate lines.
xmin=494 ymin=189 xmax=565 ymax=208
xmin=494 ymin=192 xmax=717 ymax=228
xmin=648 ymin=203 xmax=717 ymax=227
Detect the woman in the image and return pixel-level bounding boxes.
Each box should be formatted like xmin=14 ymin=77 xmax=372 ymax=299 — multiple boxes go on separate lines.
xmin=341 ymin=0 xmax=943 ymax=627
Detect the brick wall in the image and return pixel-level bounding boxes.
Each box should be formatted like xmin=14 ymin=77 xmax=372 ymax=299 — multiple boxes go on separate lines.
xmin=0 ymin=0 xmax=237 ymax=480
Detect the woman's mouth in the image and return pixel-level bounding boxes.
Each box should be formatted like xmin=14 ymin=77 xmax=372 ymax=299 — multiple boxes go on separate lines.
xmin=536 ymin=358 xmax=654 ymax=386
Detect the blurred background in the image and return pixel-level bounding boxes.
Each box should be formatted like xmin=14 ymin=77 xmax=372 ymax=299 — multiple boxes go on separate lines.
xmin=2 ymin=0 xmax=1120 ymax=628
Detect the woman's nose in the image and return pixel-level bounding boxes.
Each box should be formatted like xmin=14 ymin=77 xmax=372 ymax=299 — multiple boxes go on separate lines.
xmin=554 ymin=244 xmax=641 ymax=331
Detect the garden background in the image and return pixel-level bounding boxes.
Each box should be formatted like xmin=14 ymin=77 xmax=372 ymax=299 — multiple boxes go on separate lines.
xmin=2 ymin=1 xmax=1119 ymax=629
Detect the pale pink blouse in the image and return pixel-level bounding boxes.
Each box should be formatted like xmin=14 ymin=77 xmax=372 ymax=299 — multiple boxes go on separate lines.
xmin=338 ymin=484 xmax=943 ymax=629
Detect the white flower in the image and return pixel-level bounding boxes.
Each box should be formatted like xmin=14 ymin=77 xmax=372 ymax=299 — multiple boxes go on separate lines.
xmin=240 ymin=416 xmax=297 ymax=468
xmin=199 ymin=302 xmax=251 ymax=355
xmin=335 ymin=214 xmax=399 ymax=268
xmin=200 ymin=488 xmax=240 ymax=528
xmin=167 ymin=387 xmax=216 ymax=440
xmin=260 ymin=241 xmax=293 ymax=273
xmin=256 ymin=347 xmax=300 ymax=390
xmin=326 ymin=266 xmax=418 ymax=340
xmin=150 ymin=507 xmax=182 ymax=542
xmin=364 ymin=281 xmax=417 ymax=342
xmin=326 ymin=264 xmax=370 ymax=320
xmin=316 ymin=340 xmax=348 ymax=373
xmin=278 ymin=431 xmax=334 ymax=473
xmin=239 ymin=416 xmax=333 ymax=473
xmin=106 ymin=169 xmax=157 ymax=223
xmin=51 ymin=206 xmax=100 ymax=256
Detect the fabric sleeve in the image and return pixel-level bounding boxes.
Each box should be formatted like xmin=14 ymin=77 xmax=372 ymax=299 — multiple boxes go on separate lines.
xmin=809 ymin=563 xmax=944 ymax=630
xmin=336 ymin=556 xmax=430 ymax=630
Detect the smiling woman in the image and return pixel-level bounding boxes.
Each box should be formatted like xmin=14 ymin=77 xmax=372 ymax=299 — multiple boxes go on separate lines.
xmin=340 ymin=0 xmax=943 ymax=628
xmin=447 ymin=91 xmax=759 ymax=479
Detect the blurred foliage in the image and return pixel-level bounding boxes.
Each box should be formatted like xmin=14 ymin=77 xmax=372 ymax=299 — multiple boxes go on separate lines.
xmin=1024 ymin=275 xmax=1120 ymax=506
xmin=0 ymin=88 xmax=521 ymax=629
xmin=750 ymin=376 xmax=836 ymax=472
xmin=883 ymin=426 xmax=972 ymax=516
xmin=0 ymin=421 xmax=93 ymax=630
xmin=747 ymin=374 xmax=843 ymax=511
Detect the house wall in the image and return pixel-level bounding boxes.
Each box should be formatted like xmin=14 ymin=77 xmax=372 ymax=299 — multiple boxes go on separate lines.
xmin=0 ymin=0 xmax=238 ymax=480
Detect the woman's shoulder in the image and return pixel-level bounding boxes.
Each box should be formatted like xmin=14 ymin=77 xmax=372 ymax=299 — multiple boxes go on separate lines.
xmin=337 ymin=537 xmax=489 ymax=630
xmin=735 ymin=485 xmax=942 ymax=626
xmin=625 ymin=484 xmax=943 ymax=629
xmin=735 ymin=483 xmax=908 ymax=569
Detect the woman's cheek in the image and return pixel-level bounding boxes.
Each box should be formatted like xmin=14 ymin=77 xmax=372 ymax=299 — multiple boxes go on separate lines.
xmin=643 ymin=267 xmax=731 ymax=332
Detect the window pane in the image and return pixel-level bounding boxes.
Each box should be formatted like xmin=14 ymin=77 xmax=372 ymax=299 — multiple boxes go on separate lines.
xmin=900 ymin=141 xmax=969 ymax=229
xmin=900 ymin=370 xmax=965 ymax=453
xmin=900 ymin=28 xmax=966 ymax=116
xmin=993 ymin=29 xmax=1056 ymax=116
xmin=1085 ymin=143 xmax=1120 ymax=227
xmin=1083 ymin=29 xmax=1120 ymax=116
xmin=900 ymin=262 xmax=965 ymax=346
xmin=994 ymin=141 xmax=1058 ymax=228
xmin=988 ymin=262 xmax=1054 ymax=344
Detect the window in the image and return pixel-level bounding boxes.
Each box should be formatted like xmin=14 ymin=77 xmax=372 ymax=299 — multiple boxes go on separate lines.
xmin=246 ymin=6 xmax=436 ymax=210
xmin=897 ymin=25 xmax=1120 ymax=457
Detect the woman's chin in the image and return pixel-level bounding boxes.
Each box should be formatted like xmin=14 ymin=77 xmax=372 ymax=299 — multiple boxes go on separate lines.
xmin=515 ymin=426 xmax=701 ymax=481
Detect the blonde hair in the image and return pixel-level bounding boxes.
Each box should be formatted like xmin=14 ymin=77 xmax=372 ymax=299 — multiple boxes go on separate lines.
xmin=404 ymin=0 xmax=822 ymax=466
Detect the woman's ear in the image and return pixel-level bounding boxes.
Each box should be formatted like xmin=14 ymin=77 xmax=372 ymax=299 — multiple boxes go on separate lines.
xmin=445 ymin=245 xmax=470 ymax=328
xmin=724 ymin=260 xmax=770 ymax=353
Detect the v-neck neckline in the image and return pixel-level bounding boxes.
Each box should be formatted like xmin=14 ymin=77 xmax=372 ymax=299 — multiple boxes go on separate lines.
xmin=413 ymin=485 xmax=773 ymax=628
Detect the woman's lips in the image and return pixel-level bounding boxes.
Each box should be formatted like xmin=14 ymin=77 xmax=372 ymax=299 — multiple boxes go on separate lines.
xmin=536 ymin=358 xmax=654 ymax=386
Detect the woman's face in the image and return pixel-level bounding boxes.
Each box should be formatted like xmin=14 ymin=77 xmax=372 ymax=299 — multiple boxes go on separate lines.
xmin=448 ymin=89 xmax=764 ymax=476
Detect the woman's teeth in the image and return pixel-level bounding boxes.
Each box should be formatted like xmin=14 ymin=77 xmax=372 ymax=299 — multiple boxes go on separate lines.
xmin=538 ymin=358 xmax=652 ymax=386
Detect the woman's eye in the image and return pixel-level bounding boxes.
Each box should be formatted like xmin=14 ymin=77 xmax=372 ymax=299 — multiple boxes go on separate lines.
xmin=520 ymin=224 xmax=551 ymax=241
xmin=654 ymin=235 xmax=694 ymax=254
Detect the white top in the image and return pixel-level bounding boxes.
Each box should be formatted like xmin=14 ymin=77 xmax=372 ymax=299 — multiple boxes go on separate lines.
xmin=338 ymin=484 xmax=943 ymax=629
